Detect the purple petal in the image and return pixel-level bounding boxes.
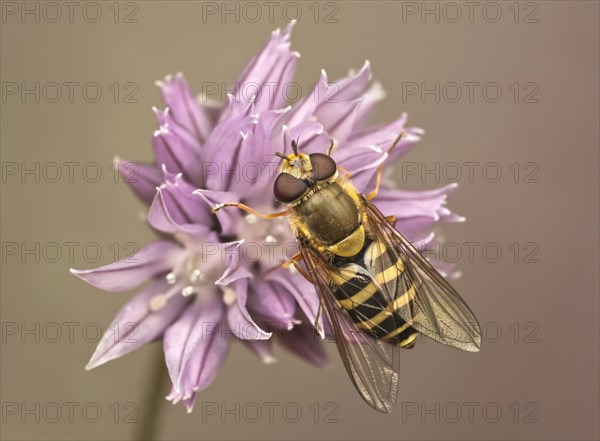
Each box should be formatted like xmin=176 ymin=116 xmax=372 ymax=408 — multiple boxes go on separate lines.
xmin=416 ymin=232 xmax=463 ymax=280
xmin=331 ymin=61 xmax=372 ymax=101
xmin=247 ymin=279 xmax=298 ymax=331
xmin=85 ymin=278 xmax=189 ymax=370
xmin=225 ymin=278 xmax=271 ymax=340
xmin=272 ymin=121 xmax=330 ymax=156
xmin=316 ymin=98 xmax=363 ymax=147
xmin=163 ymin=296 xmax=228 ymax=400
xmin=334 ymin=144 xmax=387 ymax=193
xmin=353 ymin=81 xmax=386 ymax=130
xmin=215 ymin=240 xmax=253 ymax=285
xmin=152 ymin=123 xmax=203 ymax=186
xmin=71 ymin=241 xmax=182 ymax=292
xmin=202 ymin=98 xmax=256 ymax=170
xmin=345 ymin=113 xmax=421 ymax=162
xmin=193 ymin=189 xmax=242 ymax=238
xmin=265 ymin=270 xmax=324 ymax=338
xmin=156 ymin=73 xmax=212 ymax=146
xmin=373 ymin=183 xmax=465 ymax=240
xmin=205 ymin=126 xmax=261 ymax=194
xmin=275 ymin=320 xmax=328 ymax=367
xmin=309 ymin=62 xmax=374 ymax=144
xmin=238 ymin=108 xmax=293 ymax=200
xmin=147 ymin=174 xmax=213 ymax=236
xmin=114 ymin=158 xmax=161 ymax=205
xmin=283 ymin=69 xmax=328 ymax=127
xmin=234 ymin=21 xmax=298 ymax=113
xmin=243 ymin=339 xmax=276 ymax=364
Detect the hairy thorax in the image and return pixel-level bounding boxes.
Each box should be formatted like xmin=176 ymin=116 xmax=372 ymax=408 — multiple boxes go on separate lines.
xmin=291 ymin=181 xmax=366 ymax=258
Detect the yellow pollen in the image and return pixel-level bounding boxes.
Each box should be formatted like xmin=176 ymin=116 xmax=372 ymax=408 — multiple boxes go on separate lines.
xmin=222 ymin=288 xmax=237 ymax=306
xmin=149 ymin=294 xmax=167 ymax=312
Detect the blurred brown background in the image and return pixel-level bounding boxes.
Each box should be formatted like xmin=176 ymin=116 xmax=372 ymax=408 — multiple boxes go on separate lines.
xmin=1 ymin=1 xmax=598 ymax=440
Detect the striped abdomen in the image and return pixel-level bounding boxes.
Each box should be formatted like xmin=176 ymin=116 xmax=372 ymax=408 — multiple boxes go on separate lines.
xmin=331 ymin=238 xmax=419 ymax=348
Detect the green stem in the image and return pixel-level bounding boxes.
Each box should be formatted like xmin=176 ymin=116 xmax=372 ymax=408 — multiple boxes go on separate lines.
xmin=135 ymin=343 xmax=168 ymax=441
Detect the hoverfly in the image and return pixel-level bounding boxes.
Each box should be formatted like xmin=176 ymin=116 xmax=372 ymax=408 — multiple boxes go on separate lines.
xmin=213 ymin=133 xmax=482 ymax=413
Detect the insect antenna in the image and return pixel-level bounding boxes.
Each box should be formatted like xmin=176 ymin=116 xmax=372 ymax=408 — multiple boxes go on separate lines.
xmin=290 ymin=130 xmax=303 ymax=155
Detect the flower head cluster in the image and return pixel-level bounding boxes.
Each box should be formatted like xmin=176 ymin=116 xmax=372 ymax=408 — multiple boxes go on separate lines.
xmin=71 ymin=22 xmax=463 ymax=412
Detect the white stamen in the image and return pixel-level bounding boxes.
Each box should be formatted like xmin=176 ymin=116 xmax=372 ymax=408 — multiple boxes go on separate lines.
xmin=222 ymin=287 xmax=237 ymax=306
xmin=265 ymin=235 xmax=277 ymax=244
xmin=149 ymin=294 xmax=167 ymax=312
xmin=245 ymin=214 xmax=257 ymax=224
xmin=190 ymin=269 xmax=205 ymax=283
xmin=166 ymin=272 xmax=176 ymax=284
xmin=181 ymin=286 xmax=195 ymax=297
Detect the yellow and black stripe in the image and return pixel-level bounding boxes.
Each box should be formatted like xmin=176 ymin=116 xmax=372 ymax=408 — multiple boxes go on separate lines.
xmin=331 ymin=238 xmax=419 ymax=348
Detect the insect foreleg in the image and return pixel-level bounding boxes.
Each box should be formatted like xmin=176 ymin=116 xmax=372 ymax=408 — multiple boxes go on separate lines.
xmin=212 ymin=202 xmax=288 ymax=219
xmin=313 ymin=298 xmax=325 ymax=335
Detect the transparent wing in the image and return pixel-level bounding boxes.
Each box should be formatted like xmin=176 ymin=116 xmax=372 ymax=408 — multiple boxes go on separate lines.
xmin=299 ymin=242 xmax=401 ymax=413
xmin=363 ymin=197 xmax=482 ymax=352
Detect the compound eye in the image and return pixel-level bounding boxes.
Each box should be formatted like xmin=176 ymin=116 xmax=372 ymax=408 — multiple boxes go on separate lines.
xmin=274 ymin=173 xmax=308 ymax=203
xmin=309 ymin=153 xmax=337 ymax=181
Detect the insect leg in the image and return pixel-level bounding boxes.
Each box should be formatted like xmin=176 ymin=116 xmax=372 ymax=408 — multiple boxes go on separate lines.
xmin=365 ymin=131 xmax=406 ymax=200
xmin=261 ymin=253 xmax=316 ymax=284
xmin=212 ymin=202 xmax=288 ymax=219
xmin=313 ymin=298 xmax=325 ymax=333
xmin=280 ymin=253 xmax=302 ymax=270
xmin=291 ymin=259 xmax=315 ymax=284
xmin=337 ymin=166 xmax=351 ymax=180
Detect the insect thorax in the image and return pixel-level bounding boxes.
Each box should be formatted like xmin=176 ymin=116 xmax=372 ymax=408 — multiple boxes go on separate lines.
xmin=292 ymin=181 xmax=365 ymax=257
